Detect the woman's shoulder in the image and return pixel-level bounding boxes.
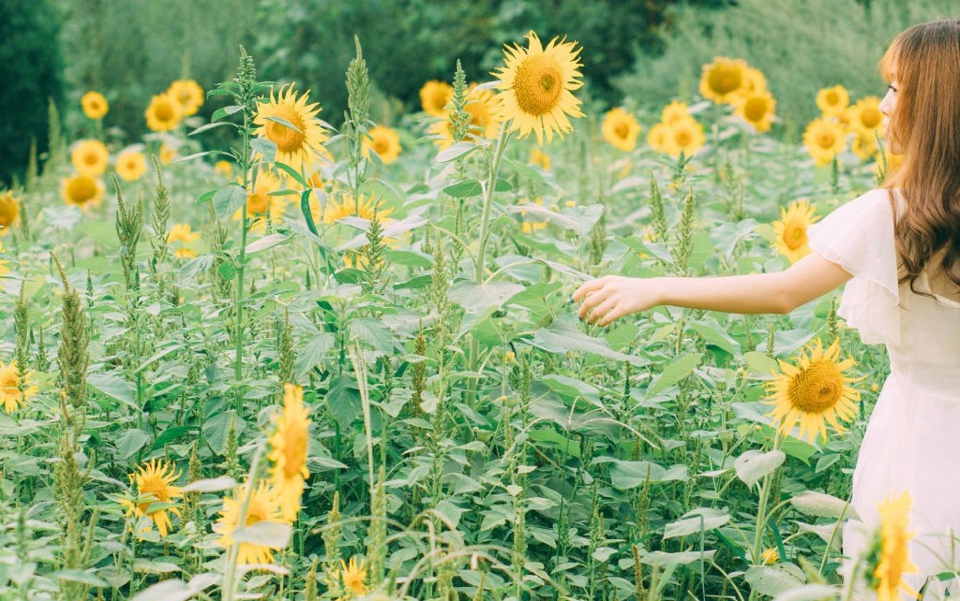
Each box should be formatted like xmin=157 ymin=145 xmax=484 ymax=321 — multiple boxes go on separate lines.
xmin=831 ymin=188 xmax=902 ymax=220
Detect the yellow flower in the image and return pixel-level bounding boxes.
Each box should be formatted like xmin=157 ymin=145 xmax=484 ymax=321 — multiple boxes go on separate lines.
xmin=735 ymin=90 xmax=776 ymax=133
xmin=646 ymin=122 xmax=671 ymax=153
xmin=215 ymin=481 xmax=290 ymax=565
xmin=0 ymin=191 xmax=20 ymax=236
xmin=116 ymin=149 xmax=148 ymax=181
xmin=420 ymin=80 xmax=453 ymax=117
xmin=160 ymin=142 xmax=177 ymax=165
xmin=61 ymin=174 xmax=104 ymax=211
xmin=253 ymin=83 xmax=328 ymax=171
xmin=167 ymin=79 xmax=204 ymax=117
xmin=849 ymin=96 xmax=884 ymax=135
xmin=772 ymin=200 xmax=820 ymax=263
xmin=233 ymin=170 xmax=287 ymax=232
xmin=119 ymin=458 xmax=183 ymax=538
xmin=816 ymin=85 xmax=850 ymax=117
xmin=214 ymin=160 xmax=234 ymax=179
xmin=520 ymin=197 xmax=546 ymax=234
xmin=316 ymin=193 xmax=387 ymax=224
xmin=268 ymin=384 xmax=312 ymax=521
xmin=362 ymin=125 xmax=402 ymax=165
xmin=660 ymin=101 xmax=691 ymax=127
xmin=664 ymin=118 xmax=705 ymax=158
xmin=71 ymin=139 xmax=109 ymax=177
xmin=601 ymin=107 xmax=642 ymax=152
xmin=760 ymin=548 xmax=779 ymax=565
xmin=430 ymin=83 xmax=501 ymax=149
xmin=764 ymin=339 xmax=863 ymax=443
xmin=871 ymin=491 xmax=919 ymax=601
xmin=530 ymin=148 xmax=551 ymax=170
xmin=699 ymin=57 xmax=748 ymax=104
xmin=0 ymin=359 xmax=38 ymax=413
xmin=167 ymin=223 xmax=201 ymax=259
xmin=334 ymin=556 xmax=368 ymax=596
xmin=493 ymin=31 xmax=585 ymax=145
xmin=81 ymin=91 xmax=108 ymax=120
xmin=145 ymin=93 xmax=183 ymax=132
xmin=851 ymin=132 xmax=878 ymax=160
xmin=803 ymin=118 xmax=847 ymax=166
xmin=740 ymin=67 xmax=767 ymax=96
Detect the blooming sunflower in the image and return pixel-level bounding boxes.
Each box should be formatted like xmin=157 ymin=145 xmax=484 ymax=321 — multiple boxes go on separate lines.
xmin=870 ymin=491 xmax=919 ymax=601
xmin=851 ymin=132 xmax=879 ymax=161
xmin=71 ymin=140 xmax=109 ymax=177
xmin=849 ymin=97 xmax=884 ymax=135
xmin=740 ymin=67 xmax=768 ymax=96
xmin=0 ymin=359 xmax=38 ymax=413
xmin=420 ymin=80 xmax=453 ymax=117
xmin=332 ymin=556 xmax=369 ymax=597
xmin=253 ymin=83 xmax=328 ymax=171
xmin=317 ymin=193 xmax=386 ymax=224
xmin=430 ymin=83 xmax=501 ymax=149
xmin=530 ymin=148 xmax=551 ymax=171
xmin=816 ymin=85 xmax=850 ymax=117
xmin=119 ymin=458 xmax=184 ymax=538
xmin=116 ymin=149 xmax=148 ymax=181
xmin=81 ymin=91 xmax=109 ymax=120
xmin=772 ymin=200 xmax=820 ymax=263
xmin=167 ymin=79 xmax=204 ymax=117
xmin=215 ymin=480 xmax=290 ymax=565
xmin=361 ymin=125 xmax=402 ymax=165
xmin=167 ymin=223 xmax=201 ymax=259
xmin=660 ymin=101 xmax=691 ymax=127
xmin=0 ymin=191 xmax=20 ymax=236
xmin=803 ymin=118 xmax=847 ymax=166
xmin=61 ymin=174 xmax=104 ymax=211
xmin=160 ymin=142 xmax=177 ymax=165
xmin=145 ymin=93 xmax=183 ymax=132
xmin=601 ymin=107 xmax=642 ymax=152
xmin=646 ymin=122 xmax=671 ymax=153
xmin=699 ymin=57 xmax=749 ymax=104
xmin=214 ymin=160 xmax=234 ymax=179
xmin=268 ymin=383 xmax=312 ymax=521
xmin=233 ymin=170 xmax=287 ymax=232
xmin=735 ymin=90 xmax=776 ymax=133
xmin=764 ymin=339 xmax=863 ymax=443
xmin=493 ymin=31 xmax=585 ymax=145
xmin=664 ymin=118 xmax=705 ymax=158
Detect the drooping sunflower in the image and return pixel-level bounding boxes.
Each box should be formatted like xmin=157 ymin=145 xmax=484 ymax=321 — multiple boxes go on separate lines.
xmin=849 ymin=97 xmax=884 ymax=135
xmin=772 ymin=200 xmax=820 ymax=263
xmin=145 ymin=93 xmax=183 ymax=132
xmin=61 ymin=174 xmax=104 ymax=211
xmin=0 ymin=191 xmax=20 ymax=236
xmin=851 ymin=132 xmax=879 ymax=161
xmin=601 ymin=107 xmax=642 ymax=152
xmin=119 ymin=458 xmax=184 ymax=538
xmin=81 ymin=91 xmax=109 ymax=120
xmin=233 ymin=170 xmax=287 ymax=233
xmin=870 ymin=491 xmax=919 ymax=601
xmin=167 ymin=79 xmax=204 ymax=117
xmin=430 ymin=83 xmax=502 ymax=149
xmin=764 ymin=339 xmax=863 ymax=443
xmin=660 ymin=101 xmax=691 ymax=127
xmin=646 ymin=122 xmax=671 ymax=153
xmin=116 ymin=149 xmax=148 ymax=181
xmin=664 ymin=118 xmax=706 ymax=158
xmin=71 ymin=140 xmax=109 ymax=177
xmin=699 ymin=57 xmax=749 ymax=104
xmin=215 ymin=481 xmax=290 ymax=565
xmin=419 ymin=80 xmax=453 ymax=117
xmin=493 ymin=31 xmax=585 ymax=145
xmin=361 ymin=125 xmax=402 ymax=165
xmin=530 ymin=148 xmax=551 ymax=171
xmin=735 ymin=90 xmax=776 ymax=133
xmin=167 ymin=223 xmax=201 ymax=259
xmin=816 ymin=85 xmax=850 ymax=117
xmin=268 ymin=383 xmax=312 ymax=521
xmin=253 ymin=83 xmax=328 ymax=171
xmin=803 ymin=118 xmax=847 ymax=166
xmin=0 ymin=359 xmax=38 ymax=413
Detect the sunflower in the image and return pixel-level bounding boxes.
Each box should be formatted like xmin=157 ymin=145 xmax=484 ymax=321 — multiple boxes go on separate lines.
xmin=735 ymin=90 xmax=776 ymax=133
xmin=520 ymin=197 xmax=547 ymax=234
xmin=601 ymin=107 xmax=642 ymax=152
xmin=816 ymin=85 xmax=850 ymax=117
xmin=530 ymin=148 xmax=551 ymax=171
xmin=71 ymin=140 xmax=109 ymax=177
xmin=420 ymin=80 xmax=453 ymax=117
xmin=849 ymin=97 xmax=884 ymax=135
xmin=167 ymin=223 xmax=201 ymax=259
xmin=167 ymin=79 xmax=204 ymax=117
xmin=145 ymin=93 xmax=183 ymax=132
xmin=233 ymin=170 xmax=287 ymax=233
xmin=646 ymin=123 xmax=671 ymax=153
xmin=215 ymin=481 xmax=290 ymax=565
xmin=61 ymin=174 xmax=104 ymax=211
xmin=803 ymin=118 xmax=847 ymax=166
xmin=740 ymin=67 xmax=768 ymax=96
xmin=870 ymin=491 xmax=919 ymax=601
xmin=268 ymin=383 xmax=312 ymax=521
xmin=661 ymin=101 xmax=691 ymax=127
xmin=333 ymin=556 xmax=368 ymax=597
xmin=253 ymin=83 xmax=328 ymax=171
xmin=362 ymin=125 xmax=402 ymax=165
xmin=430 ymin=83 xmax=501 ymax=149
xmin=764 ymin=339 xmax=863 ymax=443
xmin=214 ymin=160 xmax=234 ymax=179
xmin=699 ymin=57 xmax=749 ymax=104
xmin=851 ymin=132 xmax=878 ymax=161
xmin=160 ymin=142 xmax=178 ymax=165
xmin=0 ymin=359 xmax=38 ymax=413
xmin=317 ymin=193 xmax=387 ymax=224
xmin=119 ymin=458 xmax=184 ymax=538
xmin=81 ymin=91 xmax=109 ymax=120
xmin=116 ymin=149 xmax=148 ymax=181
xmin=772 ymin=200 xmax=820 ymax=263
xmin=0 ymin=191 xmax=20 ymax=236
xmin=664 ymin=118 xmax=705 ymax=158
xmin=760 ymin=548 xmax=779 ymax=565
xmin=493 ymin=31 xmax=585 ymax=145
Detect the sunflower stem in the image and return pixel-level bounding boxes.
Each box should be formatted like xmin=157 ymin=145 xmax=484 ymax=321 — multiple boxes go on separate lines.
xmin=749 ymin=430 xmax=785 ymax=601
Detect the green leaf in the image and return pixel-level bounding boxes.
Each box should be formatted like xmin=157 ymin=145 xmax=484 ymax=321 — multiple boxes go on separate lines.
xmin=264 ymin=115 xmax=302 ymax=132
xmin=350 ymin=318 xmax=394 ymax=353
xmin=326 ymin=374 xmax=361 ymax=429
xmin=790 ymin=491 xmax=856 ymax=519
xmin=734 ymin=449 xmax=786 ymax=488
xmin=116 ymin=429 xmax=151 ymax=460
xmin=232 ymin=521 xmax=292 ymax=548
xmin=601 ymin=459 xmax=688 ymax=489
xmin=250 ymin=137 xmax=277 ymax=161
xmin=448 ymin=280 xmax=524 ymax=315
xmin=51 ymin=569 xmax=109 ymax=587
xmin=640 ymin=549 xmax=716 ymax=567
xmin=202 ymin=411 xmax=245 ymax=455
xmin=744 ymin=351 xmax=779 ymax=376
xmin=529 ymin=316 xmax=642 ymax=366
xmin=663 ymin=508 xmax=730 ymax=539
xmin=275 ymin=161 xmax=310 ymax=188
xmin=87 ymin=372 xmax=138 ymax=411
xmin=182 ymin=476 xmax=237 ymax=493
xmin=213 ymin=184 xmax=247 ymax=219
xmin=246 ymin=233 xmax=289 ymax=254
xmin=212 ymin=105 xmax=243 ymax=122
xmin=540 ymin=374 xmax=601 ymax=408
xmin=745 ymin=564 xmax=805 ymax=597
xmin=152 ymin=426 xmax=194 ymax=450
xmin=689 ymin=321 xmax=741 ymax=356
xmin=443 ymin=180 xmax=482 ymax=198
xmin=434 ymin=500 xmax=465 ymax=529
xmin=130 ymin=580 xmax=192 ymax=601
xmin=647 ymin=353 xmax=702 ymax=395
xmin=295 ymin=333 xmax=334 ymax=381
xmin=436 ymin=141 xmax=478 ymax=163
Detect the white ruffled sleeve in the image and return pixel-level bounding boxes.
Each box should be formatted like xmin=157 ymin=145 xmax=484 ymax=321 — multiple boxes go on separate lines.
xmin=806 ymin=189 xmax=901 ymax=346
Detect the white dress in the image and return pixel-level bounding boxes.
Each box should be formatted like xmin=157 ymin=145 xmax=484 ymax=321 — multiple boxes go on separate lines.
xmin=807 ymin=188 xmax=960 ymax=600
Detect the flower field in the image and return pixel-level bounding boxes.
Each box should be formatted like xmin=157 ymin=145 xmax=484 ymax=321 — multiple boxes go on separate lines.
xmin=0 ymin=30 xmax=917 ymax=601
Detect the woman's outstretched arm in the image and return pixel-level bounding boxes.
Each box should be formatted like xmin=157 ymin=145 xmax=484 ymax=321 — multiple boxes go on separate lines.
xmin=572 ymin=252 xmax=854 ymax=326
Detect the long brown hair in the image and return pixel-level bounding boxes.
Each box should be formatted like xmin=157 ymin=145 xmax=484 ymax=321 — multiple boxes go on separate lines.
xmin=880 ymin=18 xmax=960 ymax=297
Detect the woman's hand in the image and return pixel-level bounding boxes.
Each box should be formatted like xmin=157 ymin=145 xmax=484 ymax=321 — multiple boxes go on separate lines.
xmin=573 ymin=276 xmax=661 ymax=327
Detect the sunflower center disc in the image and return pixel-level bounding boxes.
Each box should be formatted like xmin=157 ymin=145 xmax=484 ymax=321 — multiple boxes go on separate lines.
xmin=745 ymin=98 xmax=767 ymax=121
xmin=817 ymin=131 xmax=835 ymax=148
xmin=787 ymin=361 xmax=843 ymax=413
xmin=284 ymin=432 xmax=308 ymax=478
xmin=710 ymin=67 xmax=742 ymax=96
xmin=266 ymin=111 xmax=307 ymax=154
xmin=861 ymin=108 xmax=881 ymax=128
xmin=615 ymin=122 xmax=630 ymax=139
xmin=70 ymin=179 xmax=96 ymax=203
xmin=676 ymin=130 xmax=691 ymax=146
xmin=247 ymin=192 xmax=269 ymax=214
xmin=515 ymin=54 xmax=564 ymax=117
xmin=784 ymin=220 xmax=808 ymax=251
xmin=156 ymin=102 xmax=175 ymax=122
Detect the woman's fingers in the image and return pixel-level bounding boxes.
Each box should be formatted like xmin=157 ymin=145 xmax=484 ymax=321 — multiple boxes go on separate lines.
xmin=573 ymin=277 xmax=607 ymax=301
xmin=598 ymin=305 xmax=625 ymax=327
xmin=577 ymin=289 xmax=605 ymax=319
xmin=587 ymin=297 xmax=618 ymax=325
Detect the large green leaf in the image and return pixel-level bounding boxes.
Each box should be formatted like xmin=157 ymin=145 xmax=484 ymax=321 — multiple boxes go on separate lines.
xmin=647 ymin=353 xmax=702 ymax=395
xmin=448 ymin=280 xmax=525 ymax=315
xmin=529 ymin=316 xmax=642 ymax=366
